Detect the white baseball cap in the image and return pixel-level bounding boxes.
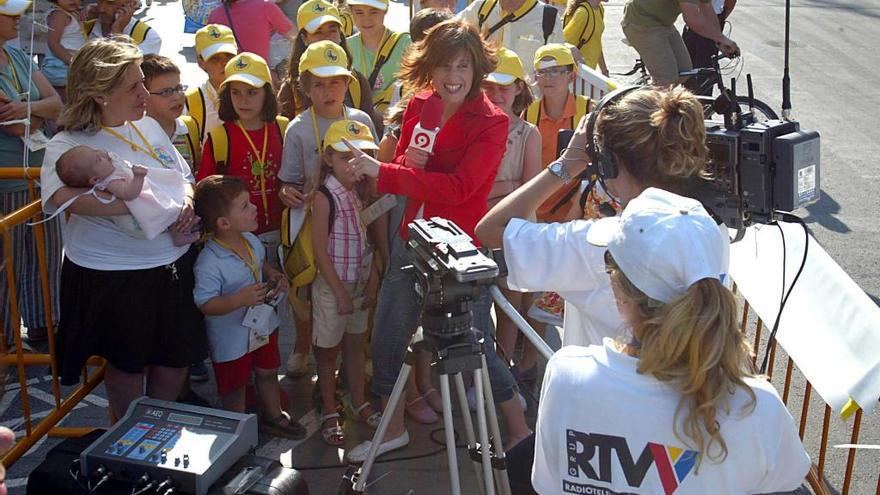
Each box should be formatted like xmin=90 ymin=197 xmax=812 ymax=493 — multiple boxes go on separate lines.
xmin=587 ymin=188 xmax=729 ymax=303
xmin=0 ymin=0 xmax=32 ymax=16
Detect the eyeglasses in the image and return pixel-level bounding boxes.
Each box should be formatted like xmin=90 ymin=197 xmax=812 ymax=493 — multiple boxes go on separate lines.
xmin=149 ymin=84 xmax=188 ymax=97
xmin=536 ymin=68 xmax=572 ymax=78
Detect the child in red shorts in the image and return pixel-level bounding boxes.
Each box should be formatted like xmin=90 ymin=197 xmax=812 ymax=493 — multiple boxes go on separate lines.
xmin=193 ymin=175 xmax=305 ymax=438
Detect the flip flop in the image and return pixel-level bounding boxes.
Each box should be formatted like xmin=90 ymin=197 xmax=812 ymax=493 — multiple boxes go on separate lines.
xmin=321 ymin=413 xmax=345 ymax=446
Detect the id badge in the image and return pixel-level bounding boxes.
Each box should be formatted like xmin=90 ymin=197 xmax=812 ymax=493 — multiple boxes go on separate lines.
xmin=22 ymin=129 xmax=50 ymax=152
xmin=243 ymin=303 xmax=275 ymax=332
xmin=248 ymin=327 xmax=270 ymax=353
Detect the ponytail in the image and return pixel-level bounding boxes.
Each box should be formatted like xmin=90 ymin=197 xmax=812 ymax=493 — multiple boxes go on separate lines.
xmin=606 ymin=254 xmax=756 ymax=467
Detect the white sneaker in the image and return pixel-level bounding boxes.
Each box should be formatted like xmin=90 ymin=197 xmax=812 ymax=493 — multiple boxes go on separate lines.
xmin=285 ymin=351 xmax=309 ymax=377
xmin=346 ymin=431 xmax=410 ymax=463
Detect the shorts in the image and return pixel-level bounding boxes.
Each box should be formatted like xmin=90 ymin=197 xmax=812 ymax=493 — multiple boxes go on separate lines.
xmin=311 ymin=273 xmax=369 ymax=348
xmin=212 ymin=330 xmax=281 ymax=396
xmin=622 ymin=22 xmax=692 ymax=87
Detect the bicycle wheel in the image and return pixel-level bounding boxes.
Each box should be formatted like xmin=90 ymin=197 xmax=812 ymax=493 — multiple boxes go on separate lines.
xmin=700 ymin=95 xmax=779 ymax=124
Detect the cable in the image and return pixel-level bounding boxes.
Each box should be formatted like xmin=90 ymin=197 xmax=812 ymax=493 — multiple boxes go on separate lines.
xmin=68 ymin=459 xmax=90 ymax=494
xmin=131 ymin=481 xmax=157 ymax=495
xmin=759 ymin=214 xmax=810 ymax=373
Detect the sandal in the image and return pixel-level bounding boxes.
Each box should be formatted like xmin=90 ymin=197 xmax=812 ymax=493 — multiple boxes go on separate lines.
xmin=422 ymin=388 xmax=443 ymax=414
xmin=405 ymin=395 xmax=439 ymax=424
xmin=260 ymin=411 xmax=306 ymax=439
xmin=321 ymin=413 xmax=345 ymax=446
xmin=350 ymin=402 xmax=382 ymax=429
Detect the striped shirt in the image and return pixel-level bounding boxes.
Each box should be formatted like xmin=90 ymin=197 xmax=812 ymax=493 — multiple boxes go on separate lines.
xmin=324 ymin=175 xmax=368 ymax=283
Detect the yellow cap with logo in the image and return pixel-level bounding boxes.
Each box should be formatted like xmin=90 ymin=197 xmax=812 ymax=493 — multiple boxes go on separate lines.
xmin=347 ymin=0 xmax=388 ymax=12
xmin=222 ymin=52 xmax=272 ymax=88
xmin=0 ymin=0 xmax=32 ymax=16
xmin=195 ymin=24 xmax=238 ymax=62
xmin=323 ymin=120 xmax=378 ymax=152
xmin=534 ymin=43 xmax=575 ymax=70
xmin=299 ymin=40 xmax=353 ymax=79
xmin=297 ymin=0 xmax=343 ymax=34
xmin=485 ymin=48 xmax=527 ymax=86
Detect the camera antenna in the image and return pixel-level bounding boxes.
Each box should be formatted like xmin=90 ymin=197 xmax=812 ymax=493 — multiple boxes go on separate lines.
xmin=782 ymin=0 xmax=792 ymax=119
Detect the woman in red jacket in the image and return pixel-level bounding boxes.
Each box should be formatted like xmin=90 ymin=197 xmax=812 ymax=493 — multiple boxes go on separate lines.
xmin=346 ymin=19 xmax=531 ymax=462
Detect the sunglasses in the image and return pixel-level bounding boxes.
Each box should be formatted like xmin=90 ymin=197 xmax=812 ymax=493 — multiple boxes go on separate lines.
xmin=149 ymin=84 xmax=188 ymax=97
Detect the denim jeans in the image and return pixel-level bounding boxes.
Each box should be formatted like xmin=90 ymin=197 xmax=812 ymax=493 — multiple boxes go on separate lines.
xmin=371 ymin=236 xmax=517 ymax=403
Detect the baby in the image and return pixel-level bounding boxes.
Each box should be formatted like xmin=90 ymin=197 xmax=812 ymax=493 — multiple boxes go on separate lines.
xmin=57 ymin=145 xmax=199 ymax=246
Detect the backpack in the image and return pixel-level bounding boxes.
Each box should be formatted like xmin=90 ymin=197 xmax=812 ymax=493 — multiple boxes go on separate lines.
xmin=477 ymin=0 xmax=558 ymax=44
xmin=524 ymin=94 xmax=590 ymax=129
xmin=281 ymin=185 xmax=336 ymax=292
xmin=207 ymin=116 xmax=291 ymax=174
xmin=564 ymin=3 xmax=604 ymax=49
xmin=84 ymin=18 xmax=152 ymax=44
xmin=185 ymin=86 xmax=207 ymax=143
xmin=363 ymin=31 xmax=406 ymax=114
xmin=177 ymin=115 xmax=202 ymax=171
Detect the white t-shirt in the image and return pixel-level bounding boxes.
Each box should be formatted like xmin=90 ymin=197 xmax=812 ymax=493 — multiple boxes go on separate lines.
xmin=89 ymin=19 xmax=162 ymax=55
xmin=533 ymin=342 xmax=811 ymax=495
xmin=503 ymin=218 xmax=625 ymax=346
xmin=41 ymin=117 xmax=194 ymax=271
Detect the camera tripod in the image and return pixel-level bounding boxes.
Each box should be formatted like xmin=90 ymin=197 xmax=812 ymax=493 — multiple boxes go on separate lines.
xmin=342 ymin=324 xmax=512 ymax=495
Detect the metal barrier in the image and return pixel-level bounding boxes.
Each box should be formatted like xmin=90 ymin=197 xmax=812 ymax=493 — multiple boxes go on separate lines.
xmin=0 ymin=167 xmax=107 ymax=469
xmin=736 ymin=292 xmax=879 ymax=495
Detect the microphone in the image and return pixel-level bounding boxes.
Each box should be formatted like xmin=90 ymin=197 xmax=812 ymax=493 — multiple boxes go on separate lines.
xmin=408 ymin=94 xmax=443 ymax=153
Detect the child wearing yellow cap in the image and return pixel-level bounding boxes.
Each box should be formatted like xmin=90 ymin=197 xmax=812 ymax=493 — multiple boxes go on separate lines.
xmin=277 ymin=40 xmax=378 ymax=377
xmin=197 ymin=53 xmax=288 ymax=239
xmin=277 ymin=0 xmax=381 ymax=132
xmin=482 ymin=48 xmax=544 ymax=386
xmin=346 ymin=0 xmax=411 ymax=116
xmin=186 ymin=24 xmax=239 ymax=143
xmin=310 ymin=119 xmax=381 ymax=446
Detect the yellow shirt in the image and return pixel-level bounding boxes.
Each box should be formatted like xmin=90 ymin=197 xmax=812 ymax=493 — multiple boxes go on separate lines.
xmin=563 ymin=3 xmax=605 ymax=70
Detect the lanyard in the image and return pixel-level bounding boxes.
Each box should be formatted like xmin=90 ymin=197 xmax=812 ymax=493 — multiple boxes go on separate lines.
xmin=310 ymin=106 xmax=350 ymax=153
xmin=236 ymin=121 xmax=270 ymax=225
xmin=1 ymin=48 xmax=22 ymax=94
xmin=357 ymin=29 xmax=389 ymax=82
xmin=485 ymin=0 xmax=539 ymax=39
xmin=102 ymin=122 xmax=164 ymax=166
xmin=212 ymin=235 xmax=260 ymax=282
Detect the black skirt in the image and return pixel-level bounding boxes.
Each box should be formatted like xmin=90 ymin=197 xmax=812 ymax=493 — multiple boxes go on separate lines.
xmin=56 ymin=246 xmax=207 ymax=386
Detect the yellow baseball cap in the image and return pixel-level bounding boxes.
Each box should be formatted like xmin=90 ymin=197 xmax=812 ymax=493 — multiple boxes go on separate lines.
xmin=299 ymin=40 xmax=353 ymax=79
xmin=485 ymin=48 xmax=526 ymax=86
xmin=347 ymin=0 xmax=388 ymax=12
xmin=323 ymin=120 xmax=378 ymax=152
xmin=0 ymin=0 xmax=32 ymax=16
xmin=195 ymin=24 xmax=238 ymax=62
xmin=297 ymin=0 xmax=343 ymax=34
xmin=222 ymin=52 xmax=272 ymax=88
xmin=534 ymin=43 xmax=575 ymax=70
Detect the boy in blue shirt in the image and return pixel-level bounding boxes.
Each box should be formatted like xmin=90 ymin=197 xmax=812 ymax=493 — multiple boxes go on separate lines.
xmin=193 ymin=175 xmax=305 ymax=438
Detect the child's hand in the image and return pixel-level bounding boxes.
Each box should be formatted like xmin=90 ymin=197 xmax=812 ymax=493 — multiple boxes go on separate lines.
xmin=131 ymin=164 xmax=148 ymax=177
xmin=279 ymin=184 xmax=306 ymax=208
xmin=269 ymin=272 xmax=289 ymax=296
xmin=362 ymin=272 xmax=379 ymax=309
xmin=336 ymin=291 xmax=353 ymax=315
xmin=235 ymin=282 xmax=268 ymax=307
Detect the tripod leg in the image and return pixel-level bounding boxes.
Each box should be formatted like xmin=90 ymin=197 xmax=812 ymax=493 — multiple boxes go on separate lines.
xmin=480 ymin=357 xmax=512 ymax=495
xmin=473 ymin=369 xmax=496 ymax=495
xmin=352 ymin=361 xmax=413 ymax=492
xmin=454 ymin=373 xmax=485 ymax=494
xmin=439 ymin=374 xmax=462 ymax=495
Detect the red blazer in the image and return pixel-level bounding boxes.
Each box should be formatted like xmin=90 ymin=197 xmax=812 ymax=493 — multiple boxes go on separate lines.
xmin=377 ymin=90 xmax=509 ymax=243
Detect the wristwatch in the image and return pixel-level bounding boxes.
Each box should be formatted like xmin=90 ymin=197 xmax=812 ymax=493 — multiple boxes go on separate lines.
xmin=548 ymin=160 xmax=572 ymax=183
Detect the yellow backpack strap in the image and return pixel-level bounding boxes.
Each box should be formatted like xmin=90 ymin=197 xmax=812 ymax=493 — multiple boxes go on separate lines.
xmin=84 ymin=18 xmax=96 ymax=36
xmin=208 ymin=124 xmax=229 ymax=174
xmin=275 ymin=116 xmax=290 ymax=141
xmin=524 ymin=99 xmax=541 ymax=126
xmin=180 ymin=115 xmax=202 ymax=168
xmin=477 ymin=0 xmax=498 ymax=28
xmin=348 ymin=78 xmax=362 ymax=109
xmin=367 ymin=32 xmax=405 ymax=91
xmin=573 ymin=95 xmax=589 ymax=129
xmin=185 ymin=87 xmax=206 ymax=142
xmin=128 ymin=20 xmax=152 ymax=45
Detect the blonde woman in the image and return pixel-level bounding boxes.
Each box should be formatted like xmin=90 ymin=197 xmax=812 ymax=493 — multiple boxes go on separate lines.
xmin=532 ymin=188 xmax=809 ymax=493
xmin=40 ymin=37 xmax=206 ymax=419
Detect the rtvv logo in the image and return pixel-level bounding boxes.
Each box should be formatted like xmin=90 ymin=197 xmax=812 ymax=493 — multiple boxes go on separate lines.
xmin=566 ymin=430 xmax=697 ymax=495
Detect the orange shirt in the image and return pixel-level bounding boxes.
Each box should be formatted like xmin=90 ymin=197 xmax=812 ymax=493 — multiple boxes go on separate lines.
xmin=536 ymin=93 xmax=580 ymax=222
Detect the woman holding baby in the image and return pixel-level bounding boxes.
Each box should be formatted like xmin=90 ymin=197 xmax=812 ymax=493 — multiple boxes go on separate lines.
xmin=40 ymin=36 xmax=207 ymax=419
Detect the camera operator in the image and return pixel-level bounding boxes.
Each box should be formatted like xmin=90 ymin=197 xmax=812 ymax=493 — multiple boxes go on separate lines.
xmin=344 ymin=19 xmax=531 ymax=462
xmin=478 ymin=86 xmax=708 ymax=350
xmin=531 ymin=189 xmax=809 ymax=493
xmin=621 ymin=0 xmax=739 ymax=86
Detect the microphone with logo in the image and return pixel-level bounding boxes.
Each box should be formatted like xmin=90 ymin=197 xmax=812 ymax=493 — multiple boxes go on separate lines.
xmin=408 ymin=94 xmax=444 ymax=154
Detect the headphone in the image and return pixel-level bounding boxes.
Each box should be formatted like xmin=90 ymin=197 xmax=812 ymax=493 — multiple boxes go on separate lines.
xmin=584 ymin=85 xmax=642 ymax=180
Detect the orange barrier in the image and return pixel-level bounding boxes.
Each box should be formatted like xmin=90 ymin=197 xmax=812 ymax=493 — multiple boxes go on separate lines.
xmin=0 ymin=168 xmax=107 ymax=469
xmin=736 ymin=290 xmax=879 ymax=494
